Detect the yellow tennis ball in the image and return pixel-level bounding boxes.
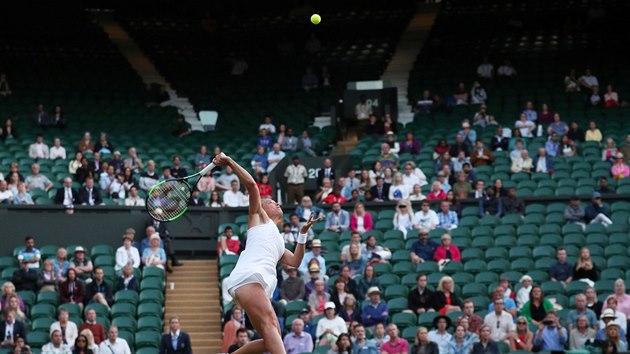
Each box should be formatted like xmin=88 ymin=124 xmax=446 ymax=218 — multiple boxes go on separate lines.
xmin=310 ymin=14 xmax=321 ymax=25
xmin=154 ymin=208 xmax=163 ymax=215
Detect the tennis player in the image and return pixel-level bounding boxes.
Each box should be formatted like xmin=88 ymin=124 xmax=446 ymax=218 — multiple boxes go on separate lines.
xmin=213 ymin=152 xmax=322 ymax=354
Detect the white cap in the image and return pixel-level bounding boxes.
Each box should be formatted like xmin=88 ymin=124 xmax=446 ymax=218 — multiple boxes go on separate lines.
xmin=325 ymin=302 xmax=336 ymax=310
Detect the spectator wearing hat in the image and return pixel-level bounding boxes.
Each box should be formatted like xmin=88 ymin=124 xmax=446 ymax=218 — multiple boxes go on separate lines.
xmin=459 ymin=122 xmax=477 ymax=146
xmin=428 ymin=315 xmax=452 ymax=354
xmin=597 ymin=309 xmax=628 ymax=343
xmin=409 ymin=229 xmax=438 ymax=264
xmin=433 ymin=234 xmax=461 ymax=264
xmin=70 ymin=246 xmax=93 ymax=281
xmin=115 ymin=231 xmax=140 ymax=272
xmin=516 ymin=275 xmax=533 ymax=310
xmin=472 ymin=324 xmax=499 ymax=354
xmin=316 ymin=302 xmax=346 ymax=346
xmin=304 ymin=264 xmax=327 ymax=299
xmin=606 ymin=322 xmax=628 ymax=351
xmin=381 ymin=324 xmax=408 ymax=354
xmin=384 ymin=131 xmax=400 ymax=156
xmin=611 ymin=153 xmax=630 ymax=179
xmin=407 ymin=274 xmax=434 ymax=315
xmin=484 ymin=297 xmax=515 ymax=342
xmin=362 ymin=287 xmax=388 ymax=329
xmin=585 ymin=192 xmax=612 ymax=227
xmin=283 ymin=318 xmax=313 ymax=354
xmin=298 ymin=239 xmax=326 ymax=276
xmin=602 ymin=290 xmax=629 ymax=332
xmin=533 ymin=312 xmax=567 ymax=351
xmin=142 ymin=234 xmax=167 ymax=270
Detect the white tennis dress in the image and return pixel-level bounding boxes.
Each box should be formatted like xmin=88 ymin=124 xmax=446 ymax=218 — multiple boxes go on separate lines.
xmin=227 ymin=220 xmax=285 ymax=299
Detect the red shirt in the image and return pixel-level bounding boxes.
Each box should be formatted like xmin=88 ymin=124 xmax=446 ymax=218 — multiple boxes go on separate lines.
xmin=381 ymin=337 xmax=409 ymax=354
xmin=80 ymin=322 xmax=106 ymax=344
xmin=322 ymin=194 xmax=346 ymax=204
xmin=257 ymin=182 xmax=273 ymax=198
xmin=427 ymin=190 xmax=446 ymax=200
xmin=217 ymin=238 xmax=241 ymax=255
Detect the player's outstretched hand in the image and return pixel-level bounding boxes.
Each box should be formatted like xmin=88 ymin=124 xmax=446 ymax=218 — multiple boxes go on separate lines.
xmin=212 ymin=153 xmax=230 ymax=167
xmin=300 ymin=213 xmax=324 ymax=234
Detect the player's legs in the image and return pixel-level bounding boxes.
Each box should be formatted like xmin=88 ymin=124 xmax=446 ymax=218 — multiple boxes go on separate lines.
xmin=232 ymin=283 xmax=286 ymax=354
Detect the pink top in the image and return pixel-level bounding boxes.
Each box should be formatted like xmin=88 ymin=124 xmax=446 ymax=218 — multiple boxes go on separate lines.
xmin=611 ymin=163 xmax=630 ymax=178
xmin=603 ymin=294 xmax=630 ymax=318
xmin=381 ymin=337 xmax=409 ymax=354
xmin=350 ymin=212 xmax=373 ymax=233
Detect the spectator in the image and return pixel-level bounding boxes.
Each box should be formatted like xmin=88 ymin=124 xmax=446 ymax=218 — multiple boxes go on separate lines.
xmin=208 ymin=190 xmax=225 ymax=208
xmin=410 ymin=228 xmax=439 ymax=264
xmin=490 ymin=127 xmax=509 ymax=152
xmin=602 ymin=279 xmax=630 ymax=323
xmin=352 ymin=324 xmax=378 ymax=354
xmin=564 ymin=195 xmax=586 ymax=227
xmin=568 ymin=293 xmax=599 ymax=332
xmin=507 ymin=316 xmax=534 ymax=352
xmin=172 ymin=115 xmax=192 ymax=138
xmin=80 ymin=308 xmax=105 ymax=345
xmin=579 ymin=69 xmax=599 ymax=92
xmin=325 ymin=202 xmax=350 ymax=233
xmin=408 ymin=185 xmax=425 ymax=202
xmin=284 ymin=318 xmax=313 ymax=354
xmin=50 ymin=308 xmax=78 ymax=346
xmin=372 ymin=323 xmax=390 ymax=351
xmin=281 ymin=128 xmax=298 ymax=152
xmin=602 ymin=138 xmax=620 ymax=163
xmin=116 ymin=264 xmax=138 ymax=292
xmin=550 ymin=248 xmax=574 ymax=286
xmin=515 ymin=113 xmax=536 ymax=138
xmin=460 ymin=299 xmax=484 ymax=334
xmin=60 ymin=268 xmax=84 ymax=309
xmin=259 ymin=116 xmax=276 ymax=134
xmin=489 ymin=285 xmax=518 ymax=317
xmin=266 ymin=143 xmax=286 ymax=172
xmin=473 ymin=105 xmax=491 ymax=128
xmin=459 ymin=122 xmax=476 ymax=146
xmin=434 ymin=171 xmax=451 ymax=194
xmin=585 ymin=121 xmax=603 ymax=143
xmin=295 ymin=196 xmax=324 ymax=223
xmin=449 ymin=324 xmax=474 ymax=354
xmin=509 ymin=140 xmax=526 ymax=162
xmin=467 ymin=180 xmax=485 ymax=199
xmin=407 ymin=273 xmax=434 ymax=315
xmin=427 ymin=316 xmax=451 ymax=354
xmin=535 ymin=103 xmax=553 ymax=124
xmin=564 ymin=69 xmax=580 ymax=92
xmin=384 ymin=131 xmax=400 ymax=155
xmin=586 ymin=286 xmax=603 ymax=319
xmin=508 ymin=129 xmax=525 ymax=151
xmin=38 ymin=259 xmax=57 ymax=292
xmin=142 ymin=234 xmax=167 ymax=270
xmin=477 ymin=57 xmax=494 ymax=79
xmin=32 ymin=104 xmax=51 ymax=128
xmin=501 ymin=187 xmax=524 ymax=215
xmin=470 ymin=81 xmax=488 ymax=104
xmin=85 ymin=267 xmax=113 ymax=307
xmin=471 ymin=325 xmax=499 ymax=354
xmin=1 ymin=295 xmax=26 ymax=323
xmin=381 ymin=324 xmax=408 ymax=354
xmin=471 ymin=140 xmax=495 ymax=167
xmin=322 ymin=186 xmax=346 ymax=205
xmin=344 ymin=244 xmax=367 ymax=279
xmin=299 ymin=240 xmax=326 ymax=276
xmin=585 ymin=192 xmax=612 ymax=226
xmin=408 ymin=327 xmax=437 ymax=354
xmin=451 ymin=172 xmax=471 ymax=200
xmin=534 ymin=313 xmax=568 ymax=351
xmin=256 ymin=129 xmax=273 ymax=151
xmin=281 ymin=266 xmax=305 ymax=304
xmin=434 ymin=234 xmax=461 ymax=263
xmin=433 ymin=139 xmax=450 ymax=160
xmin=400 ymin=132 xmax=420 ymax=155
xmin=361 ymin=287 xmax=388 ymax=329
xmin=222 ymin=306 xmax=244 ymax=353
xmin=434 ymin=276 xmax=462 ymax=315
xmin=1 ymin=283 xmax=24 ymax=313
xmin=497 ymin=60 xmax=517 ymax=77
xmin=77 ymin=177 xmax=102 ymax=206
xmin=54 ymin=177 xmax=77 ymax=208
xmin=451 ymin=151 xmax=470 ymax=174
xmin=350 ymin=202 xmax=373 ymax=234
xmin=223 ymin=180 xmax=245 ymax=207
xmin=276 ymin=124 xmax=287 ymax=146
xmin=99 ymin=326 xmax=132 ymax=354
xmin=216 ymin=226 xmax=241 ymax=256
xmin=283 ymin=156 xmax=307 ymax=204
xmin=511 ymin=150 xmax=533 ymax=174
xmin=567 ymin=121 xmax=585 ymax=142
xmin=24 ymin=163 xmax=52 ymax=192
xmin=251 ymin=146 xmax=269 ymax=173
xmin=611 ymin=153 xmax=630 ymax=179
xmin=452 ymin=82 xmax=469 ymax=105
xmin=17 ymin=236 xmax=41 ymax=269
xmin=620 ymin=135 xmax=630 ymax=163
xmin=93 ymin=132 xmax=114 ymax=155
xmin=569 ymin=314 xmax=597 ymax=350
xmin=46 ymin=137 xmax=66 ymax=161
xmin=484 ymin=297 xmax=514 ymax=342
xmin=316 ymin=302 xmax=346 ymax=345
xmin=138 ymin=160 xmax=158 ymax=191
xmin=42 ymin=330 xmax=70 ymax=353
xmin=51 ymin=248 xmax=69 ymax=282
xmin=378 ymin=144 xmax=398 ymax=170
xmin=364 ymin=115 xmax=383 ymax=138
xmin=547 ymin=113 xmax=569 ymax=137
xmin=70 ymin=247 xmax=93 ymax=281
xmin=426 ymin=181 xmax=445 ymax=201
xmin=606 ymin=323 xmax=628 ymax=351
xmin=357 ymin=265 xmax=380 ymax=301
xmin=574 ymin=247 xmax=598 ymax=284
xmin=338 ymin=294 xmax=361 ymax=325
xmin=545 ymin=132 xmax=560 ymax=157
xmin=604 ymin=84 xmax=620 ymax=108
xmin=598 ymin=306 xmax=628 ymax=341
xmin=392 ymin=200 xmax=414 ymax=238
xmin=289 ymin=214 xmax=314 ymax=243
xmin=479 ymin=186 xmax=503 ymax=217
xmin=11 ymin=261 xmax=38 ymax=292
xmin=533 ymin=147 xmax=554 ymax=174
xmin=316 ymin=159 xmax=336 ymax=188
xmin=437 ymin=201 xmax=458 ymax=230
xmin=413 ymin=200 xmax=438 ymax=230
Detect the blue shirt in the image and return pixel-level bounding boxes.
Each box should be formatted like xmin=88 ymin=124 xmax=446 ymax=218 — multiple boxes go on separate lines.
xmin=488 ymin=297 xmax=517 ymax=312
xmin=545 ymin=140 xmax=560 ymax=157
xmin=361 ymin=301 xmax=389 ymax=327
xmin=251 ymin=153 xmax=268 ymax=170
xmin=437 ymin=211 xmax=459 ymax=229
xmin=534 ymin=326 xmax=568 ymax=351
xmin=597 ymin=327 xmax=627 ymax=341
xmin=18 ymin=247 xmax=41 ymax=268
xmin=411 ymin=240 xmax=439 ymax=261
xmin=257 ymin=136 xmax=273 ymax=149
xmin=549 ymin=261 xmax=574 ymax=282
xmin=140 ymin=237 xmax=164 ymax=255
xmin=567 ymin=308 xmax=598 ymax=328
xmin=448 ymin=338 xmax=473 ymax=354
xmin=299 ymin=252 xmax=326 ymax=276
xmin=171 ymin=332 xmax=179 ymax=350
xmin=352 ymin=339 xmax=378 ymax=354
xmin=524 ymin=109 xmax=538 ymax=122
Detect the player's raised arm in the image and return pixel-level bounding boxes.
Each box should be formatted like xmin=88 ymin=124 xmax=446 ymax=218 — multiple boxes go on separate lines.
xmin=212 ymin=153 xmax=262 ymax=216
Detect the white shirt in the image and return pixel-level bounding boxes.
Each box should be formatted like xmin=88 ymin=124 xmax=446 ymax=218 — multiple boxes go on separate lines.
xmin=223 ymin=190 xmax=244 ymax=207
xmin=388 ymin=184 xmax=410 ymax=201
xmin=414 ymin=210 xmax=439 ymax=230
xmin=580 ymin=75 xmax=599 ymax=88
xmin=115 ymin=245 xmax=141 ymax=271
xmin=484 ymin=311 xmax=515 ymax=342
xmin=477 ymin=63 xmax=494 ymax=78
xmin=259 ymin=123 xmax=276 ymax=134
xmin=4 ymin=321 xmax=13 ymax=340
xmin=267 ymin=151 xmax=286 ymax=172
xmin=99 ymin=338 xmax=132 ymax=354
xmin=515 ymin=120 xmax=535 ymax=138
xmin=285 ymin=164 xmax=307 ymax=184
xmin=428 ymin=330 xmax=452 ymax=354
xmin=498 ymin=65 xmax=516 ymax=77
xmin=315 ymin=317 xmax=347 ymax=338
xmin=124 ymin=197 xmax=145 ymax=206
xmin=62 ymin=187 xmax=74 ymax=207
xmin=50 ymin=146 xmax=67 ymax=160
xmin=50 ymin=321 xmax=78 ymax=347
xmin=402 ymin=173 xmax=421 ymax=188
xmin=516 ymin=286 xmax=532 ymax=309
xmin=41 ymin=342 xmax=72 ymax=353
xmin=0 ymin=190 xmax=13 ymax=202
xmin=35 ymin=143 xmax=46 ymax=158
xmin=536 ymin=157 xmax=548 ymax=173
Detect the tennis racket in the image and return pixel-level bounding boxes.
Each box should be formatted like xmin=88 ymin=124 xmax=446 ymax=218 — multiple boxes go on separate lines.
xmin=146 ymin=162 xmax=216 ymax=221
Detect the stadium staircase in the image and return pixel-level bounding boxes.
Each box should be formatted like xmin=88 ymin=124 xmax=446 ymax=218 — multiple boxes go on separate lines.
xmin=164 ymin=260 xmax=222 ymax=354
xmin=93 ymin=13 xmax=203 ymax=132
xmin=381 ymin=3 xmax=440 ymax=126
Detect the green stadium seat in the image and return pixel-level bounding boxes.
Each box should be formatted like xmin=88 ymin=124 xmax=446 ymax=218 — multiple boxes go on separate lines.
xmin=112 ymin=316 xmax=137 ymax=332
xmin=219 ymin=255 xmax=239 ymax=267
xmin=509 ymin=247 xmax=532 ymax=260
xmin=58 ymin=303 xmax=81 ymax=317
xmin=418 ymin=312 xmax=441 ymax=327
xmin=463 ymin=260 xmax=487 ymax=274
xmin=137 ymin=302 xmax=164 ymax=318
xmin=26 ymin=331 xmax=50 ymax=348
xmin=427 ymin=272 xmax=445 ymax=286
xmin=523 ymin=213 xmax=545 ymax=225
xmin=541 ymin=281 xmax=565 ymax=295
xmin=384 ymin=285 xmax=409 ymax=301
xmin=85 ymin=303 xmax=109 ymax=318
xmin=485 ymin=247 xmax=508 ymax=261
xmin=91 ymin=244 xmax=114 ymax=258
xmin=416 ymin=261 xmax=439 ymax=274
xmin=494 ymin=235 xmax=516 ymax=248
xmin=471 ymin=237 xmax=494 ymax=250
xmin=462 ymin=283 xmax=487 ymax=298
xmin=402 ymin=274 xmax=419 ymax=287
xmin=392 ymin=262 xmax=414 ymax=276
xmin=442 ymin=261 xmax=463 ymax=275
xmin=475 ymin=272 xmax=499 ymax=285
xmin=452 ymin=272 xmax=474 ymax=284
xmin=565 ymin=281 xmax=588 ymax=296
xmin=511 ymin=258 xmax=534 ymax=272
xmin=30 ymin=303 xmax=56 ymax=320
xmin=37 ymin=291 xmax=60 ymax=306
xmin=31 ymin=317 xmax=55 ymax=332
xmin=142 ymin=266 xmax=166 ymax=280
xmin=377 ymin=274 xmax=400 ymax=287
xmin=386 ymin=297 xmax=409 ymax=314
xmin=539 ymin=234 xmax=562 ymax=247
xmin=392 ymin=312 xmax=416 ymax=328
xmin=139 ymin=289 xmax=165 ymax=305
xmin=374 ymin=220 xmax=393 ymax=231
xmin=488 ymin=259 xmax=510 ymax=273
xmin=137 ymin=316 xmax=163 ymax=333
xmin=401 ymin=326 xmax=419 ymax=341
xmin=112 ymin=302 xmax=136 ymax=319
xmin=141 ymin=277 xmax=165 ymax=291
xmin=285 ymin=301 xmax=309 ymax=316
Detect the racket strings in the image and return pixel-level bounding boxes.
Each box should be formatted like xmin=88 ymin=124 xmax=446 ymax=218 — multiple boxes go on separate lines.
xmin=146 ymin=180 xmax=191 ymax=221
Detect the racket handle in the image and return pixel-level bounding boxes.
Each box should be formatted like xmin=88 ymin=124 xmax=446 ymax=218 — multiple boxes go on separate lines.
xmin=199 ymin=162 xmax=217 ymax=176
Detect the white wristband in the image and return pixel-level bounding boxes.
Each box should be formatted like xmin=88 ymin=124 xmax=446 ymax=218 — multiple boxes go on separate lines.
xmin=297 ymin=233 xmax=308 ymax=244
